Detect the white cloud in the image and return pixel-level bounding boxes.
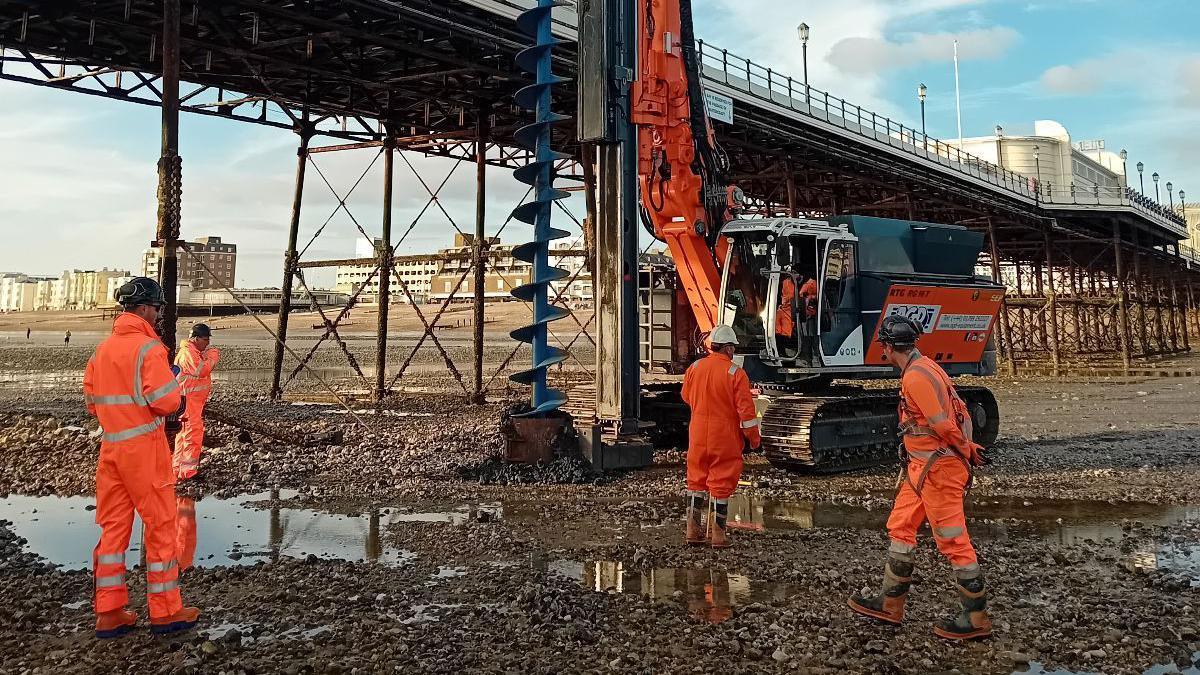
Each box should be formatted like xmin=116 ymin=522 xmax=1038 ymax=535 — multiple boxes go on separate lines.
xmin=696 ymin=0 xmax=1009 ymax=116
xmin=827 ymin=27 xmax=1019 ymax=76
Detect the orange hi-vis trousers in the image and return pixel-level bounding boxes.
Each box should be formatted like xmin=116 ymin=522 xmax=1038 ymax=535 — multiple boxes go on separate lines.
xmin=886 ymin=455 xmax=979 ymax=578
xmin=173 ymin=393 xmax=207 ymax=480
xmin=93 ymin=441 xmax=183 ymax=619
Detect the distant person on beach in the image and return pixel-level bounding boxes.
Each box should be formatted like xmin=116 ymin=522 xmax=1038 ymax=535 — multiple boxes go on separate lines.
xmin=64 ymin=330 xmax=71 ymax=344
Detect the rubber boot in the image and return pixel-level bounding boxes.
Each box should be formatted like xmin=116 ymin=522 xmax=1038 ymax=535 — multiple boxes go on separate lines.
xmin=685 ymin=491 xmax=708 ymax=546
xmin=709 ymin=499 xmax=731 ymax=549
xmin=150 ymin=606 xmax=201 ymax=636
xmin=848 ymin=554 xmax=913 ymax=625
xmin=933 ymin=574 xmax=993 ymax=641
xmin=95 ymin=607 xmax=138 ymax=639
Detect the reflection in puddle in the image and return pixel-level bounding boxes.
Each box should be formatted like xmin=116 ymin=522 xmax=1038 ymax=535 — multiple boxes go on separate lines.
xmin=0 ymin=491 xmax=427 ymax=569
xmin=532 ymin=556 xmax=794 ymax=624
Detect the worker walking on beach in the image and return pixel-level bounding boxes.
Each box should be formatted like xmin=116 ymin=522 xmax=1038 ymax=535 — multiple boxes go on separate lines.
xmin=681 ymin=325 xmax=761 ymax=548
xmin=849 ymin=315 xmax=991 ymax=640
xmin=84 ymin=277 xmax=200 ymax=638
xmin=173 ymin=323 xmax=219 ymax=481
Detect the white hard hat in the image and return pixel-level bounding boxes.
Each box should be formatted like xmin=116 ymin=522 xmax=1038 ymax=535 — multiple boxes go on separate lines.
xmin=710 ymin=325 xmax=738 ymax=347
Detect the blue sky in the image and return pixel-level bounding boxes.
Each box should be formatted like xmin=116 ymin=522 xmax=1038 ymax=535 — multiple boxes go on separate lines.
xmin=2 ymin=0 xmax=1198 ymax=286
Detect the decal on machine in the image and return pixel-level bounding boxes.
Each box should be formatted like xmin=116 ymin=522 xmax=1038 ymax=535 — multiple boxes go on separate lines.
xmin=884 ymin=304 xmax=941 ymax=332
xmin=935 ymin=314 xmax=995 ymax=331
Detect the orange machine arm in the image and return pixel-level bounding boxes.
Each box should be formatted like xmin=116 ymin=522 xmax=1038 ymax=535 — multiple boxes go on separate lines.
xmin=631 ymin=0 xmax=727 ymax=335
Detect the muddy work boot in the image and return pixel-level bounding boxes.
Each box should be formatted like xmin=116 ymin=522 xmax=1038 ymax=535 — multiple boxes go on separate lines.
xmin=95 ymin=607 xmax=138 ymax=639
xmin=933 ymin=574 xmax=992 ymax=641
xmin=685 ymin=491 xmax=708 ymax=546
xmin=848 ymin=554 xmax=913 ymax=625
xmin=150 ymin=606 xmax=201 ymax=636
xmin=708 ymin=498 xmax=732 ymax=549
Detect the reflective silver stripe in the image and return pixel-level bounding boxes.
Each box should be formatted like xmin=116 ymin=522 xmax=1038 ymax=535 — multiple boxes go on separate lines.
xmin=148 ymin=559 xmax=178 ymax=573
xmin=147 ymin=579 xmax=180 ymax=594
xmin=103 ymin=418 xmax=163 ymax=443
xmin=740 ymin=418 xmax=760 ymax=429
xmin=934 ymin=526 xmax=965 ymax=539
xmin=145 ymin=378 xmax=179 ymax=404
xmin=131 ymin=339 xmax=157 ymax=406
xmin=96 ymin=573 xmax=126 ymax=588
xmin=928 ymin=411 xmax=949 ymax=425
xmin=888 ymin=540 xmax=915 ymax=554
xmin=97 ymin=552 xmax=126 ymax=565
xmin=88 ymin=394 xmax=137 ymax=406
xmin=727 ymin=364 xmax=738 ymax=375
xmin=953 ymin=562 xmax=981 ymax=579
xmin=907 ymin=449 xmax=936 ymax=460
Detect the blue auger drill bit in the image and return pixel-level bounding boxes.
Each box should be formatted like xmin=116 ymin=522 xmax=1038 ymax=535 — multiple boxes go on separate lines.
xmin=509 ymin=0 xmax=571 ymax=415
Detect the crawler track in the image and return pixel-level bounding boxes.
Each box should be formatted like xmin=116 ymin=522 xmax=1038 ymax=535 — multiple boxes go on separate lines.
xmin=761 ymin=386 xmax=999 ymax=473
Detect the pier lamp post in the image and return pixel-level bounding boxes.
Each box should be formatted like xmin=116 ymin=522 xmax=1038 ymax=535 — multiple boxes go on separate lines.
xmin=918 ymin=83 xmax=927 ymax=137
xmin=798 ymin=23 xmax=810 ymax=103
xmin=1180 ymin=190 xmax=1187 ymax=220
xmin=1033 ymin=145 xmax=1042 ymax=201
xmin=1168 ymin=181 xmax=1174 ymax=210
xmin=1153 ymin=172 xmax=1160 ymax=203
xmin=1120 ymin=149 xmax=1128 ymax=185
xmin=1137 ymin=162 xmax=1145 ymax=195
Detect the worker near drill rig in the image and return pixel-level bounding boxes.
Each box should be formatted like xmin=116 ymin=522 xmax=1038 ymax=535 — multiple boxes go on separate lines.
xmin=173 ymin=323 xmax=219 ymax=481
xmin=682 ymin=324 xmax=761 ymax=548
xmin=85 ymin=277 xmax=200 ymax=638
xmin=849 ymin=315 xmax=992 ymax=640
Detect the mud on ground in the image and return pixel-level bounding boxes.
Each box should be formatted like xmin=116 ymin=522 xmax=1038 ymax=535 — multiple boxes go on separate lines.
xmin=1 ymin=341 xmax=1198 ymax=674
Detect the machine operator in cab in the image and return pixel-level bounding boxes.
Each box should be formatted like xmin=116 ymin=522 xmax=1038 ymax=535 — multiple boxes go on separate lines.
xmin=848 ymin=315 xmax=992 ymax=641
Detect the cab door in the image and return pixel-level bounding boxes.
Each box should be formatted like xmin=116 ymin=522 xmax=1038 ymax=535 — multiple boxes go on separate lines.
xmin=817 ymin=237 xmax=864 ymax=366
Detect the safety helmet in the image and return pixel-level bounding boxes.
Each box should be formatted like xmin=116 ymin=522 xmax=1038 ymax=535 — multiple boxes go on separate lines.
xmin=114 ymin=277 xmax=166 ymax=309
xmin=190 ymin=323 xmax=212 ymax=339
xmin=877 ymin=315 xmax=923 ymax=349
xmin=710 ymin=325 xmax=739 ymax=348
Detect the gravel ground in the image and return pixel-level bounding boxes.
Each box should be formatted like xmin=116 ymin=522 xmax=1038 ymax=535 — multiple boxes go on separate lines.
xmin=1 ymin=342 xmax=1198 ymax=674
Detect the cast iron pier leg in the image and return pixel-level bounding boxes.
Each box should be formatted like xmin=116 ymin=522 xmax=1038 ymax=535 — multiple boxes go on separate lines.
xmin=271 ymin=125 xmax=311 ymax=400
xmin=156 ymin=0 xmax=182 ymax=358
xmin=375 ymin=139 xmax=395 ymax=403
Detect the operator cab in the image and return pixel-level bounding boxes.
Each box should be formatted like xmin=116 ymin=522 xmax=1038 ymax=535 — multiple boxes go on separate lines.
xmin=717 ymin=218 xmax=865 ymax=385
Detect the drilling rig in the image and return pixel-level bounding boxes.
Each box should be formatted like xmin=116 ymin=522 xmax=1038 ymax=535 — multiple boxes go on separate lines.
xmin=575 ymin=0 xmax=1005 ymax=472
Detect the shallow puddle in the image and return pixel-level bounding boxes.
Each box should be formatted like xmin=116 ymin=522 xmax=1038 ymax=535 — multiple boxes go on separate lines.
xmin=1017 ymin=652 xmax=1200 ymax=675
xmin=0 ymin=492 xmax=424 ymax=569
xmin=532 ymin=554 xmax=795 ymax=624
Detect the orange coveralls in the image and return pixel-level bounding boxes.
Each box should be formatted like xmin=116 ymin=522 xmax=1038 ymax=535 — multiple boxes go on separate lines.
xmin=775 ymin=278 xmax=818 ymax=338
xmin=173 ymin=339 xmax=219 ymax=480
xmin=175 ymin=497 xmax=197 ymax=571
xmin=83 ymin=312 xmax=184 ymax=620
xmin=682 ymin=352 xmax=761 ymax=499
xmin=886 ymin=351 xmax=984 ymax=578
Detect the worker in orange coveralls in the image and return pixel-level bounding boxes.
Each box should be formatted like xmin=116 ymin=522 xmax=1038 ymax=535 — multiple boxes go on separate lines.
xmin=173 ymin=323 xmax=219 ymax=480
xmin=776 ymin=275 xmax=819 ymax=362
xmin=681 ymin=325 xmax=761 ymax=549
xmin=849 ymin=315 xmax=992 ymax=641
xmin=85 ymin=277 xmax=200 ymax=638
xmin=176 ymin=496 xmax=197 ymax=571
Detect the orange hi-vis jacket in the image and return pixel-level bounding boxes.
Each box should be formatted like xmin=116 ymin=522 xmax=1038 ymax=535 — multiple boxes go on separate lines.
xmin=682 ymin=351 xmax=762 ymax=454
xmin=898 ymin=351 xmax=980 ymax=461
xmin=175 ymin=339 xmax=219 ymax=397
xmin=84 ymin=313 xmax=182 ymax=445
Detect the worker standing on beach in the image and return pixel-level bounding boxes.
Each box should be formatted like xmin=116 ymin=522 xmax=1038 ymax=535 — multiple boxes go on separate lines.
xmin=85 ymin=277 xmax=199 ymax=638
xmin=849 ymin=315 xmax=992 ymax=640
xmin=681 ymin=325 xmax=761 ymax=548
xmin=173 ymin=323 xmax=219 ymax=481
